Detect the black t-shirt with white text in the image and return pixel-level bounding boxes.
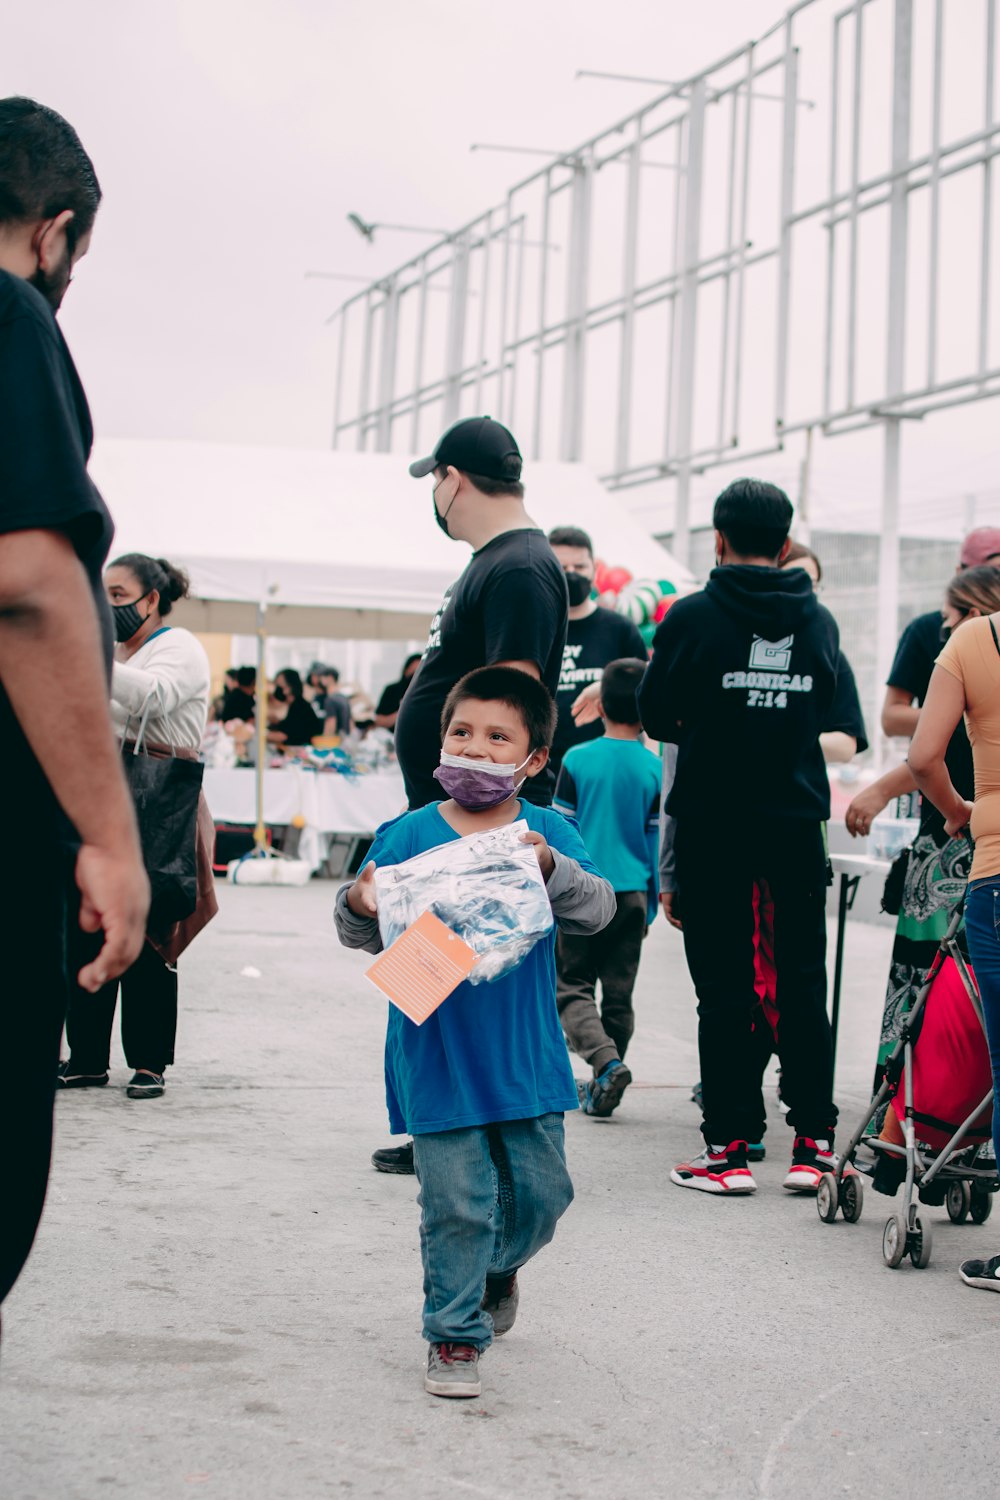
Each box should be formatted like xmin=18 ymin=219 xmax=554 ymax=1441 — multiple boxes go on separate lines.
xmin=0 ymin=271 xmax=114 ymax=842
xmin=888 ymin=609 xmax=974 ymax=834
xmin=552 ymin=606 xmax=648 ymax=774
xmin=395 ymin=528 xmax=568 ymax=808
xmin=638 ymin=565 xmax=840 ymax=823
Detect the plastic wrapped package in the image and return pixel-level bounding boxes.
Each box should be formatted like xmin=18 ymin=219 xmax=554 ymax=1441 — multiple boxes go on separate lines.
xmin=374 ymin=819 xmax=553 ymax=984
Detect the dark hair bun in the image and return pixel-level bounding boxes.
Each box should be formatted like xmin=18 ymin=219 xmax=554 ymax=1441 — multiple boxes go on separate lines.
xmin=156 ymin=558 xmax=190 ymax=605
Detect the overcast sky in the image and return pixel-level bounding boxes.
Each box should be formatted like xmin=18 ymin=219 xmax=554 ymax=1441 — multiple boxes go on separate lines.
xmin=5 ymin=0 xmax=998 ymax=539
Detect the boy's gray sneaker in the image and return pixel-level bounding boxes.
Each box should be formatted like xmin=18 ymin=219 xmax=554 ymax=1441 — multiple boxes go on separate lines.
xmin=481 ymin=1272 xmax=519 ymax=1335
xmin=582 ymin=1060 xmax=632 ymax=1117
xmin=425 ymin=1342 xmax=481 ymax=1398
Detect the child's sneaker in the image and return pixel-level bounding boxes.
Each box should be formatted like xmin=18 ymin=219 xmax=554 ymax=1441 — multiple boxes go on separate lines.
xmin=481 ymin=1272 xmax=519 ymax=1335
xmin=783 ymin=1136 xmax=837 ymax=1192
xmin=424 ymin=1342 xmax=481 ymax=1398
xmin=671 ymin=1141 xmax=758 ymax=1194
xmin=581 ymin=1060 xmax=632 ymax=1118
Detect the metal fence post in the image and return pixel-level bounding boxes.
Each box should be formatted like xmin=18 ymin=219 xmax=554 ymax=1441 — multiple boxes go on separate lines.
xmin=443 ymin=234 xmax=469 ymax=425
xmin=672 ymin=79 xmax=706 ymax=567
xmin=876 ymin=0 xmax=913 ymax=768
xmin=559 ymin=159 xmax=593 ymax=461
xmin=374 ymin=278 xmax=399 ymax=451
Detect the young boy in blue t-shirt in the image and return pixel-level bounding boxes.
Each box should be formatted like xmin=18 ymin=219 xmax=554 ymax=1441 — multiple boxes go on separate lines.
xmin=553 ymin=658 xmax=661 ymax=1118
xmin=335 ymin=666 xmax=614 ymax=1401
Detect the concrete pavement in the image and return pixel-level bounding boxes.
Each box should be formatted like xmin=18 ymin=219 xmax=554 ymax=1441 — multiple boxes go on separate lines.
xmin=3 ymin=883 xmax=999 ymax=1500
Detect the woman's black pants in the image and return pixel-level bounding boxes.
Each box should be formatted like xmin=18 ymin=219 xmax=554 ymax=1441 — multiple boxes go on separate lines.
xmin=66 ymin=939 xmax=178 ymax=1074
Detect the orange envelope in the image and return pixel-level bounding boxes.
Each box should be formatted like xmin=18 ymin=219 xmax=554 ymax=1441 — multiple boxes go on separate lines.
xmin=365 ymin=910 xmax=477 ymax=1025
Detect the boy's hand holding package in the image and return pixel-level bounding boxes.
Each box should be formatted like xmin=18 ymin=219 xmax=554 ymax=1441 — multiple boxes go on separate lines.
xmin=520 ymin=829 xmax=555 ymax=881
xmin=347 ymin=860 xmax=378 ymax=918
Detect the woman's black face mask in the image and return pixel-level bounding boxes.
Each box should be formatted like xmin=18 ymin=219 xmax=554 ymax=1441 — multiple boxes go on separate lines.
xmin=112 ymin=595 xmax=150 ymax=644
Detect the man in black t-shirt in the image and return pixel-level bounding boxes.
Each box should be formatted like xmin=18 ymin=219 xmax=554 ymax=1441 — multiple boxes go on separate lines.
xmin=0 ymin=98 xmax=149 ymax=1316
xmin=373 ymin=416 xmax=568 ymax=1176
xmin=546 ymin=525 xmax=647 ymax=779
xmin=880 ymin=529 xmax=1000 ymax=829
xmin=639 ymin=479 xmax=841 ymax=1199
xmin=395 ymin=416 xmax=568 ymax=809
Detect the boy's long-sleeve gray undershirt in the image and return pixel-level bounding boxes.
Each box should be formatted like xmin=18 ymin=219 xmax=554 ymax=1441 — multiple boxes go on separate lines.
xmin=334 ymin=849 xmax=617 ymax=954
xmin=658 ymin=742 xmax=678 ymax=896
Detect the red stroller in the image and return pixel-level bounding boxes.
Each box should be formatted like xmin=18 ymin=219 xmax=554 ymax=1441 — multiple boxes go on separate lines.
xmin=816 ymin=899 xmax=997 ymax=1268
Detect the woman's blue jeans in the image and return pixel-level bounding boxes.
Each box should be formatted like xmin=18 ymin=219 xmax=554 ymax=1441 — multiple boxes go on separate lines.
xmin=962 ymin=879 xmax=1000 ymax=1165
xmin=411 ymin=1113 xmax=574 ymax=1349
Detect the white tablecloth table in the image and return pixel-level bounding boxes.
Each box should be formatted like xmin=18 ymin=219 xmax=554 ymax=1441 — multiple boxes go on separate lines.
xmin=203 ymin=765 xmax=406 ymax=870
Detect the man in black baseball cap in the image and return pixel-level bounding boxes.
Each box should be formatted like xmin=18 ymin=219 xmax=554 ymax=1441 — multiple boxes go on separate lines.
xmin=408 ymin=414 xmax=523 ymax=491
xmin=396 ymin=415 xmax=567 ymax=809
xmin=371 ymin=417 xmax=569 ymax=1176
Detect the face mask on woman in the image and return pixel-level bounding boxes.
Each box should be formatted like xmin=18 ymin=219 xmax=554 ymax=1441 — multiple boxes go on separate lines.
xmin=112 ymin=595 xmax=150 ymax=644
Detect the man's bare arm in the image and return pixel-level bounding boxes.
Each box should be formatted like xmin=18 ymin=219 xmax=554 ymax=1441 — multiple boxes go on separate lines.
xmin=0 ymin=528 xmax=148 ymax=987
xmin=882 ymin=685 xmax=921 ymax=739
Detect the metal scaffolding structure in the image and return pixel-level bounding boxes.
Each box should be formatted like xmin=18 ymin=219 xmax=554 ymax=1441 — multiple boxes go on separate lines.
xmin=330 ymin=0 xmax=1000 ymax=748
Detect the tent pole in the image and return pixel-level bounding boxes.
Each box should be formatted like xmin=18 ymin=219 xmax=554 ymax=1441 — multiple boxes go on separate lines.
xmin=254 ymin=603 xmax=269 ymax=855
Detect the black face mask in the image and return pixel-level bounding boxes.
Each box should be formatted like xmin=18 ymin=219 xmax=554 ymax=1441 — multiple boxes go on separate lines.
xmin=29 ymin=247 xmax=74 ymax=313
xmin=273 ymin=685 xmax=287 ymax=703
xmin=565 ymin=571 xmax=593 ymax=607
xmin=112 ymin=598 xmax=148 ymax=644
xmin=433 ymin=477 xmax=456 ymax=538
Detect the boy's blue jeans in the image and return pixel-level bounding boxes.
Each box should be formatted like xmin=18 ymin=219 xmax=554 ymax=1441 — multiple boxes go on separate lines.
xmin=963 ymin=879 xmax=1000 ymax=1165
xmin=411 ymin=1113 xmax=574 ymax=1349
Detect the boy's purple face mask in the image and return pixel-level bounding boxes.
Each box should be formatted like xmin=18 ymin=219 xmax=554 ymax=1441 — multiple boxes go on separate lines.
xmin=433 ymin=751 xmax=532 ymax=811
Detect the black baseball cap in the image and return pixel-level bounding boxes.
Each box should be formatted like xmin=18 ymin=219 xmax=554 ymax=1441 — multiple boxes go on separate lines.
xmin=408 ymin=416 xmax=522 ymax=482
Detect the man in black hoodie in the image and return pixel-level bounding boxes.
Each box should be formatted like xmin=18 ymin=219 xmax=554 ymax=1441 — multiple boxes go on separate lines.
xmin=638 ymin=479 xmax=840 ymax=1198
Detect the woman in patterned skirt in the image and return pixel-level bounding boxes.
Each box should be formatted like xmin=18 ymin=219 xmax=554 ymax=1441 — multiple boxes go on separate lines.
xmin=846 ymin=566 xmax=1000 ymax=1100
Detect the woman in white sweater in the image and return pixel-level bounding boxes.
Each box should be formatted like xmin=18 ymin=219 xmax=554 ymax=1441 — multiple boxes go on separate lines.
xmin=59 ymin=554 xmax=212 ymax=1100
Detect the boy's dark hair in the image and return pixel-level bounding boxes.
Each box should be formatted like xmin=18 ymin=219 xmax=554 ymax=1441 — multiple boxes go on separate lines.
xmin=441 ymin=666 xmax=557 ymax=751
xmin=320 ymin=665 xmax=340 ymax=682
xmin=236 ymin=666 xmax=256 ymax=689
xmin=547 ymin=525 xmax=594 ymax=556
xmin=600 ymin=658 xmax=646 ymax=726
xmin=437 ymin=463 xmax=524 ymax=500
xmin=713 ymin=478 xmax=793 ymax=561
xmin=0 ymin=97 xmax=102 ymax=250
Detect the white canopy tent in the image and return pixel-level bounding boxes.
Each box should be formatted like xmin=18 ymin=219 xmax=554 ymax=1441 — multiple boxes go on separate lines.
xmin=89 ymin=439 xmax=692 ymax=640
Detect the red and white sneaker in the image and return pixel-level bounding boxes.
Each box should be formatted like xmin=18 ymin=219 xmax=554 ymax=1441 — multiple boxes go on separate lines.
xmin=783 ymin=1136 xmax=838 ymax=1193
xmin=671 ymin=1141 xmax=758 ymax=1195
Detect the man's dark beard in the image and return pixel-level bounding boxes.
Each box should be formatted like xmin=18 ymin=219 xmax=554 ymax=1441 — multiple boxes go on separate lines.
xmin=29 ymin=248 xmax=72 ymax=312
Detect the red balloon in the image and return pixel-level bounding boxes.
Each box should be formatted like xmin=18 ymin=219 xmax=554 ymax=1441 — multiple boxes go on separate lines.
xmin=602 ymin=565 xmax=633 ymax=595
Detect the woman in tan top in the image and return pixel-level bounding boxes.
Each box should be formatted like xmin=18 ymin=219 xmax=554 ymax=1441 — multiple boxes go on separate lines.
xmin=908 ymin=566 xmax=1000 ymax=1294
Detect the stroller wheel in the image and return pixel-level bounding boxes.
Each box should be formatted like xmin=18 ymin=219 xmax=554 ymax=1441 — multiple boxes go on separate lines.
xmin=909 ymin=1212 xmax=933 ymax=1269
xmin=817 ymin=1173 xmax=839 ymax=1223
xmin=946 ymin=1181 xmax=972 ymax=1223
xmin=970 ymin=1188 xmax=994 ymax=1225
xmin=841 ymin=1174 xmax=864 ymax=1224
xmin=883 ymin=1212 xmax=908 ymax=1268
